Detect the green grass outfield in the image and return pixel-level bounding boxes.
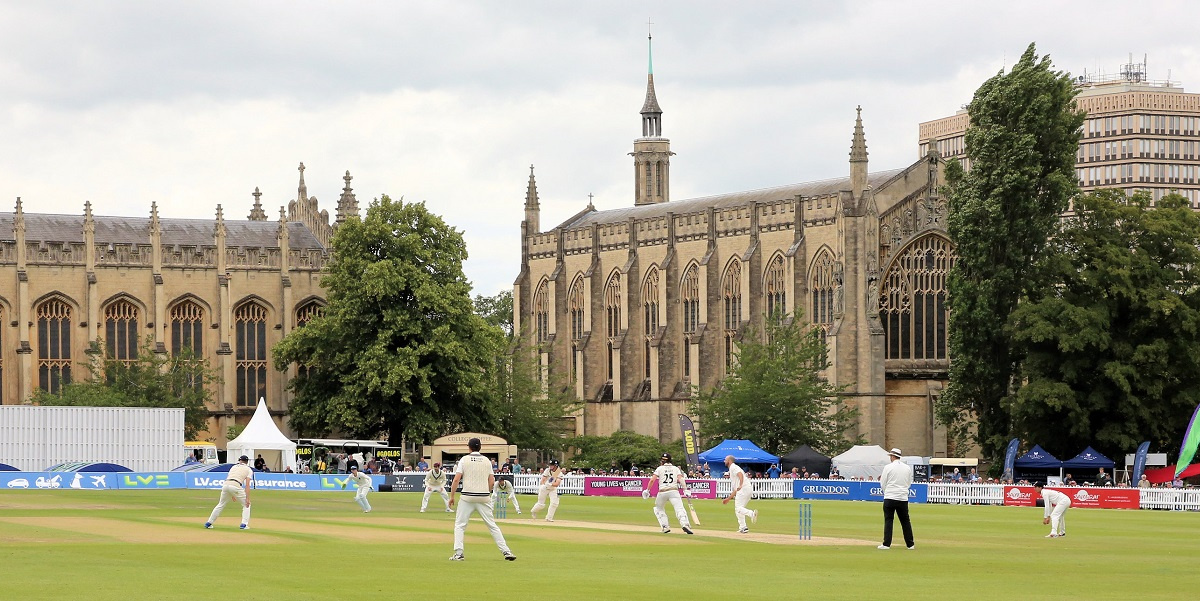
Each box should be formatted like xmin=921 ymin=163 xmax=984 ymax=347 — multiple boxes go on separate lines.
xmin=1 ymin=489 xmax=1197 ymax=601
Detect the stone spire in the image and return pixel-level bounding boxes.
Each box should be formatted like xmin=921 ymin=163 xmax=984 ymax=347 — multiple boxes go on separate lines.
xmin=524 ymin=164 xmax=540 ymax=233
xmin=640 ymin=30 xmax=663 ymax=137
xmin=336 ymin=170 xmax=360 ymax=224
xmin=632 ymin=29 xmax=673 ymax=206
xmin=248 ymin=187 xmax=268 ymax=221
xmin=850 ymin=106 xmax=869 ymax=197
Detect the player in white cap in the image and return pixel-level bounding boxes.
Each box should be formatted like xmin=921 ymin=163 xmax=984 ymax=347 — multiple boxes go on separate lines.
xmin=642 ymin=453 xmax=693 ymax=534
xmin=878 ymin=447 xmax=915 ymax=550
xmin=205 ymin=455 xmax=254 ymax=530
xmin=530 ymin=459 xmax=563 ymax=522
xmin=1034 ymin=482 xmax=1071 ymax=537
xmin=722 ymin=455 xmax=758 ymax=533
xmin=342 ymin=465 xmax=373 ymax=513
xmin=421 ymin=462 xmax=452 ymax=513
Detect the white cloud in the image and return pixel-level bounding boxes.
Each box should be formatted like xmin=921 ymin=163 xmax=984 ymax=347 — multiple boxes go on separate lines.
xmin=2 ymin=0 xmax=1199 ymax=296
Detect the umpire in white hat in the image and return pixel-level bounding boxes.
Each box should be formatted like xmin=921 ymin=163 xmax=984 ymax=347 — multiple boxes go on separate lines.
xmin=878 ymin=447 xmax=915 ymax=550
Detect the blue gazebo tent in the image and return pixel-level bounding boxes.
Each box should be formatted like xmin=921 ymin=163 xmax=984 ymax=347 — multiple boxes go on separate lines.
xmin=1062 ymin=446 xmax=1115 ymax=469
xmin=698 ymin=439 xmax=780 ymax=478
xmin=1013 ymin=444 xmax=1063 ymax=469
xmin=0 ymin=463 xmax=17 ymax=471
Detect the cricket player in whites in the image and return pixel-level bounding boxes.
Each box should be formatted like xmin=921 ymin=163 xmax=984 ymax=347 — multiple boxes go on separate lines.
xmin=448 ymin=437 xmax=516 ymax=561
xmin=422 ymin=462 xmax=452 ymax=513
xmin=642 ymin=453 xmax=693 ymax=534
xmin=343 ymin=465 xmax=373 ymax=513
xmin=530 ymin=459 xmax=563 ymax=522
xmin=722 ymin=455 xmax=758 ymax=533
xmin=205 ymin=454 xmax=254 ymax=530
xmin=1035 ymin=482 xmax=1071 ymax=537
xmin=493 ymin=476 xmax=521 ymax=514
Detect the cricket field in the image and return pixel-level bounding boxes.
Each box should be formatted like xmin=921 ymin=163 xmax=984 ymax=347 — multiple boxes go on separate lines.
xmin=0 ymin=489 xmax=1196 ymax=600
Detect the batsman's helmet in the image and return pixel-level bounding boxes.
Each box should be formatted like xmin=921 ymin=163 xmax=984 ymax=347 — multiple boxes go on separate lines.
xmin=661 ymin=453 xmax=671 ymax=463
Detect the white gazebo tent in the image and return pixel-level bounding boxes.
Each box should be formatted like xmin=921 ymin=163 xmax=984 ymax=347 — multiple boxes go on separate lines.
xmin=225 ymin=399 xmax=297 ymax=472
xmin=831 ymin=444 xmax=893 ymax=480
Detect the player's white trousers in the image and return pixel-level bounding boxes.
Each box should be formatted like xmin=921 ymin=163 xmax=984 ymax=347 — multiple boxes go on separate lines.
xmin=1049 ymin=500 xmax=1070 ymax=535
xmin=452 ymin=496 xmax=512 ymax=554
xmin=355 ymin=485 xmax=372 ymax=512
xmin=733 ymin=488 xmax=754 ymax=529
xmin=208 ymin=483 xmax=251 ymax=526
xmin=653 ymin=489 xmax=691 ymax=529
xmin=422 ymin=487 xmax=450 ymax=511
xmin=531 ymin=486 xmax=559 ymax=519
xmin=494 ymin=490 xmax=520 ymax=513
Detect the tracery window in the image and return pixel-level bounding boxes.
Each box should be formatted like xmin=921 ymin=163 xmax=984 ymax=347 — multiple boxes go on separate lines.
xmin=681 ymin=264 xmax=700 ymax=380
xmin=810 ymin=251 xmax=835 ymax=340
xmin=37 ymin=299 xmax=72 ymax=394
xmin=533 ymin=281 xmax=550 ymax=343
xmin=880 ymin=234 xmax=955 ymax=361
xmin=235 ymin=302 xmax=268 ymax=407
xmin=765 ymin=255 xmax=787 ymax=319
xmin=722 ymin=260 xmax=742 ymax=371
xmin=605 ymin=274 xmax=621 ymax=338
xmin=568 ymin=277 xmax=585 ymax=340
xmin=170 ymin=300 xmax=205 ymax=391
xmin=104 ymin=300 xmax=139 ymax=364
xmin=643 ymin=267 xmax=660 ymax=379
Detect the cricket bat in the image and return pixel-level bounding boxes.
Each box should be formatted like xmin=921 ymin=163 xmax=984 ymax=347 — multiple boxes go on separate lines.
xmin=687 ymin=498 xmax=701 ymax=525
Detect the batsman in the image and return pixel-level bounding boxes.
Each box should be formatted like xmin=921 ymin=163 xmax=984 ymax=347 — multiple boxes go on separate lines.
xmin=641 ymin=453 xmax=693 ymax=535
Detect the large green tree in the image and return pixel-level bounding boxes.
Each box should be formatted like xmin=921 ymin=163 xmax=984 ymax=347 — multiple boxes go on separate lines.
xmin=474 ymin=290 xmax=513 ymax=337
xmin=273 ymin=195 xmax=497 ymax=443
xmin=566 ymin=431 xmax=681 ymax=472
xmin=1007 ymin=190 xmax=1200 ymax=459
xmin=33 ymin=339 xmax=217 ymax=439
xmin=690 ymin=311 xmax=858 ymax=456
xmin=938 ymin=43 xmax=1085 ymax=460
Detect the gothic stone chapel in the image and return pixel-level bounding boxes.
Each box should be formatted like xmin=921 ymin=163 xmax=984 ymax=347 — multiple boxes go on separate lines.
xmin=514 ymin=46 xmax=955 ymax=456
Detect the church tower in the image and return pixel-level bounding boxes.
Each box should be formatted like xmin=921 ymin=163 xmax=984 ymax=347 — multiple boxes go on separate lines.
xmin=631 ymin=31 xmax=673 ymax=206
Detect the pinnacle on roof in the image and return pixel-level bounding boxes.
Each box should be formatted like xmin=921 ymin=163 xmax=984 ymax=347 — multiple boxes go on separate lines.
xmin=640 ymin=32 xmax=663 ymax=116
xmin=525 ymin=164 xmax=539 ymax=208
xmin=850 ymin=106 xmax=868 ymax=162
xmin=248 ymin=187 xmax=268 ymax=221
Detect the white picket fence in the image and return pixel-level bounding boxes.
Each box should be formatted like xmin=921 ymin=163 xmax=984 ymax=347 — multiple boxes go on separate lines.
xmin=928 ymin=483 xmax=1006 ymax=505
xmin=1138 ymin=487 xmax=1200 ymax=511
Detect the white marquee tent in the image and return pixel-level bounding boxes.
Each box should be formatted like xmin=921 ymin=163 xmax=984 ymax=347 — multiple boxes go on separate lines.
xmin=831 ymin=445 xmax=892 ymax=480
xmin=225 ymin=399 xmax=297 ymax=472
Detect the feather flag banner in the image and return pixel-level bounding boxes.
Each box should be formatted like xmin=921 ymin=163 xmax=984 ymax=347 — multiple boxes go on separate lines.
xmin=1176 ymin=403 xmax=1200 ymax=478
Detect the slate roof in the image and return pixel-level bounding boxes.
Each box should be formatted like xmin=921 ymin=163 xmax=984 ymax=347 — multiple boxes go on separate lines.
xmin=0 ymin=213 xmax=325 ymax=250
xmin=557 ymin=168 xmax=905 ymax=230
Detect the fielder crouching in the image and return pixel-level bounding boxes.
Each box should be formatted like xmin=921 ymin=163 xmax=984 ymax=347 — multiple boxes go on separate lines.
xmin=205 ymin=454 xmax=254 ymax=530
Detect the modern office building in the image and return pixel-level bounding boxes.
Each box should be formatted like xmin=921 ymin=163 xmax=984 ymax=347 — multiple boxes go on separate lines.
xmin=919 ymin=59 xmax=1200 ymax=206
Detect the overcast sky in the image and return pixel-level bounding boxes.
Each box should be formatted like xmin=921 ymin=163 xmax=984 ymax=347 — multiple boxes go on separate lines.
xmin=3 ymin=1 xmax=1198 ymax=296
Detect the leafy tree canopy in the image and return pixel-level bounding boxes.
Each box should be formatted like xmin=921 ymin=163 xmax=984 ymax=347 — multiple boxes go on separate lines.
xmin=566 ymin=431 xmax=682 ymax=471
xmin=939 ymin=43 xmax=1085 ymax=460
xmin=690 ymin=311 xmax=859 ymax=457
xmin=273 ymin=195 xmax=498 ymax=444
xmin=474 ymin=290 xmax=513 ymax=338
xmin=1007 ymin=190 xmax=1200 ymax=459
xmin=482 ymin=332 xmax=581 ymax=453
xmin=33 ymin=339 xmax=217 ymax=440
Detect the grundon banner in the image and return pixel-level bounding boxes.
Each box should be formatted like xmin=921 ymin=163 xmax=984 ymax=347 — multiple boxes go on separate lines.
xmin=792 ymin=480 xmax=929 ymax=503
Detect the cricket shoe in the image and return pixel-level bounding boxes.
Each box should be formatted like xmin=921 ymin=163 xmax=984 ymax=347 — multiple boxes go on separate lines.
xmin=239 ymin=524 xmax=248 ymax=530
xmin=877 ymin=545 xmax=890 ymax=549
xmin=682 ymin=527 xmax=694 ymax=535
xmin=449 ymin=552 xmax=465 ymax=561
xmin=750 ymin=509 xmax=758 ymax=524
xmin=517 ymin=511 xmax=522 ymax=514
xmin=203 ymin=522 xmax=212 ymax=529
xmin=503 ymin=551 xmax=517 ymax=561
xmin=661 ymin=526 xmax=671 ymax=534
xmin=420 ymin=509 xmax=426 ymax=513
xmin=445 ymin=508 xmax=453 ymax=513
xmin=738 ymin=527 xmax=749 ymax=534
xmin=545 ymin=518 xmax=554 ymax=523
xmin=1045 ymin=533 xmax=1058 ymax=538
xmin=907 ymin=545 xmax=916 ymax=550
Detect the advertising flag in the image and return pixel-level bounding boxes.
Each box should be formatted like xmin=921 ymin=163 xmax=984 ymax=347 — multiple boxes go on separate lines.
xmin=678 ymin=414 xmax=701 ymax=469
xmin=1132 ymin=441 xmax=1151 ymax=484
xmin=1002 ymin=438 xmax=1020 ymax=483
xmin=1175 ymin=403 xmax=1200 ymax=477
